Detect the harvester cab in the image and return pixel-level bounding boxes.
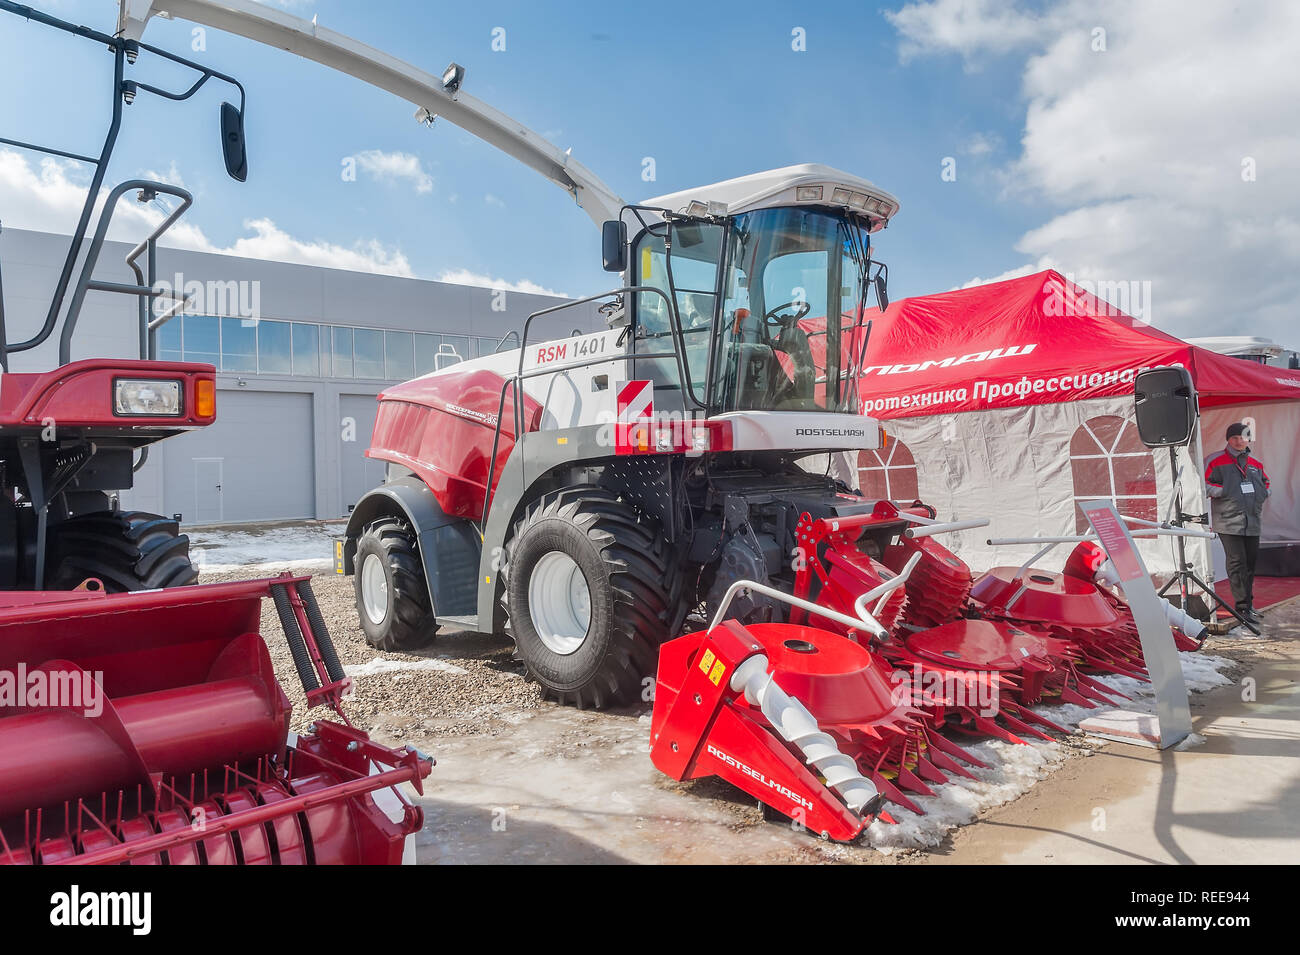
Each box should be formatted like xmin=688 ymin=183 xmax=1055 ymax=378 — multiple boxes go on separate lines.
xmin=611 ymin=166 xmax=895 ymax=425
xmin=0 ymin=0 xmax=247 ymax=592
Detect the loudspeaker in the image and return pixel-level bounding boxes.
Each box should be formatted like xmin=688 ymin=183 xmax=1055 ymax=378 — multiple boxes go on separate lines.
xmin=1134 ymin=366 xmax=1197 ymax=447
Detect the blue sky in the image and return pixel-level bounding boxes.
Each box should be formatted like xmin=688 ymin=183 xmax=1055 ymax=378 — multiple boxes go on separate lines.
xmin=0 ymin=0 xmax=1037 ymax=300
xmin=2 ymin=1 xmax=1297 ymax=343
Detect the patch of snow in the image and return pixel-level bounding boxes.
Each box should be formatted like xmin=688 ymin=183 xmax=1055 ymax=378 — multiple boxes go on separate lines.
xmin=864 ymin=650 xmax=1236 ymax=850
xmin=867 ymin=737 xmax=1067 ymax=849
xmin=190 ymin=523 xmax=339 ymax=573
xmin=345 ymin=657 xmax=468 ymax=678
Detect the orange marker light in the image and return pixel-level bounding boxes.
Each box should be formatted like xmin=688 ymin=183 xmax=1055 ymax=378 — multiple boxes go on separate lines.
xmin=195 ymin=379 xmax=216 ymax=418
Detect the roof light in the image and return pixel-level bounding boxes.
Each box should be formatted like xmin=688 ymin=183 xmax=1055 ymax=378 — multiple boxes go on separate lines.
xmin=442 ymin=62 xmax=465 ymax=93
xmin=848 ymin=192 xmax=869 ymax=209
xmin=831 ymin=187 xmax=853 ymax=204
xmin=796 ymin=185 xmax=823 ymax=201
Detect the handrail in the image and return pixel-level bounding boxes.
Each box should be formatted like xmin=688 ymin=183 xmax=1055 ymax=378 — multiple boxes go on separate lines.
xmin=59 ymin=179 xmax=193 ymax=364
xmin=513 ymin=286 xmax=690 ymax=438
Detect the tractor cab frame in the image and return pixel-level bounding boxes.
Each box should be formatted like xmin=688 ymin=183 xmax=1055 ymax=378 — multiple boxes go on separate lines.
xmin=0 ymin=0 xmax=246 ymax=590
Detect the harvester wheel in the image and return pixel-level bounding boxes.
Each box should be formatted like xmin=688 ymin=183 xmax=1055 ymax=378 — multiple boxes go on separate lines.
xmin=500 ymin=487 xmax=673 ymax=709
xmin=353 ymin=517 xmax=438 ymax=651
xmin=46 ymin=510 xmax=199 ymax=592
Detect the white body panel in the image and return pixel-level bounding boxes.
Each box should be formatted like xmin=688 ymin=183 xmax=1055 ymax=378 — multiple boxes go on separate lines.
xmin=425 ymin=331 xmax=881 ymax=452
xmin=716 ymin=410 xmax=881 ymax=452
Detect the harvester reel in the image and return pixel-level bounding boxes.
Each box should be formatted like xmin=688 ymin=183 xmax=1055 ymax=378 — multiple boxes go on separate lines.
xmin=353 ymin=516 xmax=438 ymax=651
xmin=501 ymin=487 xmax=674 ymax=709
xmin=45 ymin=510 xmax=198 ymax=592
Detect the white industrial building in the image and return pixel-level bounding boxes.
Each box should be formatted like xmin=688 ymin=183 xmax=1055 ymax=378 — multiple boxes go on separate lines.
xmin=1 ymin=227 xmax=599 ymax=525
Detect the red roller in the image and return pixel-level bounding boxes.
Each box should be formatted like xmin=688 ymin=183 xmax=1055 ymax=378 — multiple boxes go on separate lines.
xmin=0 ymin=576 xmax=431 ymax=866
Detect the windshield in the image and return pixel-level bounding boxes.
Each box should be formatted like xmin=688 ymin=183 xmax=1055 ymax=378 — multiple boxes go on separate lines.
xmin=710 ymin=207 xmax=873 ymax=414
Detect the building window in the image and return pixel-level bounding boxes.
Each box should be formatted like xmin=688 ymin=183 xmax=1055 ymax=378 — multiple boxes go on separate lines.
xmin=414 ymin=333 xmax=439 ymax=376
xmin=1069 ymin=414 xmax=1158 ymax=532
xmin=220 ymin=317 xmax=257 ymax=372
xmin=157 ymin=316 xmax=182 ymax=362
xmin=354 ymin=328 xmax=386 ymax=378
xmin=331 ymin=326 xmax=354 ymax=378
xmin=857 ymin=440 xmax=919 ymax=501
xmin=156 ymin=313 xmax=488 ymax=381
xmin=291 ymin=323 xmax=320 ymax=376
xmin=386 ymin=331 xmax=415 ymax=380
xmin=257 ymin=320 xmax=291 ymax=374
xmin=183 ymin=314 xmax=219 ymax=366
xmin=442 ymin=335 xmax=471 ymax=362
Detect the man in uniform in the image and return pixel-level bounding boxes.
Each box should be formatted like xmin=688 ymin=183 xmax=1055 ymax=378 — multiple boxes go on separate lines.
xmin=1204 ymin=422 xmax=1271 ymax=623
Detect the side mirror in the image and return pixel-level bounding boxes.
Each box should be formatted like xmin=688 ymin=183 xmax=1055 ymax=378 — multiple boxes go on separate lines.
xmin=602 ymin=219 xmax=627 ymax=273
xmin=875 ymin=273 xmax=889 ymax=312
xmin=220 ymin=102 xmax=248 ymax=182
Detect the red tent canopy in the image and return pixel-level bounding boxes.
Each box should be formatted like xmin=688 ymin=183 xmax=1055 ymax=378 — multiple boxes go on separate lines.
xmin=855 ymin=270 xmax=1300 ymax=420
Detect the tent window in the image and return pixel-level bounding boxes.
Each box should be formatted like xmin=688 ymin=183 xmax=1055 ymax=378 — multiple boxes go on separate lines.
xmin=1069 ymin=415 xmax=1158 ymax=532
xmin=857 ymin=441 xmax=919 ymax=501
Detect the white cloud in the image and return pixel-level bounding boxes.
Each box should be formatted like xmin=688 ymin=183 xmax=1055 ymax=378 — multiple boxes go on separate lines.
xmin=886 ymin=0 xmax=1055 ymax=64
xmin=435 ymin=268 xmax=564 ymax=298
xmin=353 ymin=149 xmax=433 ymax=194
xmin=889 ymin=0 xmax=1300 ymax=343
xmin=959 ymin=131 xmax=1001 ymax=157
xmin=0 ymin=149 xmax=411 ymax=276
xmin=484 ymin=193 xmax=506 ymax=208
xmin=958 ymin=257 xmax=1056 ymax=290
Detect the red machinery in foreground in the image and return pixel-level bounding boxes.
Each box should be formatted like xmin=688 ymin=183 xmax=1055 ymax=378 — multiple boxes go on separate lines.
xmin=652 ymin=499 xmax=1199 ymax=837
xmin=0 ymin=4 xmax=431 ymax=864
xmin=0 ymin=574 xmax=431 ymax=865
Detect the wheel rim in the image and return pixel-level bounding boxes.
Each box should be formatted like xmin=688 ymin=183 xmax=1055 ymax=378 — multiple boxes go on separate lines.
xmin=360 ymin=553 xmax=390 ymax=625
xmin=528 ymin=550 xmax=592 ymax=655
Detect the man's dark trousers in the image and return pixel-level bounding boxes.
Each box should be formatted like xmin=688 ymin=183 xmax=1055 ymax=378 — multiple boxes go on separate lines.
xmin=1220 ymin=533 xmax=1260 ymax=613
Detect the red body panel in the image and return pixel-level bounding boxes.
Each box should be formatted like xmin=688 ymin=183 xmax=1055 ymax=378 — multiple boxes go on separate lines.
xmin=0 ymin=358 xmax=216 ymax=431
xmin=0 ymin=576 xmax=431 ymax=865
xmin=368 ymin=366 xmax=543 ymax=518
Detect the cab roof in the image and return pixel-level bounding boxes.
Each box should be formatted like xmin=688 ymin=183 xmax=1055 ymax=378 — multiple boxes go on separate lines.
xmin=641 ymin=163 xmax=900 ymax=232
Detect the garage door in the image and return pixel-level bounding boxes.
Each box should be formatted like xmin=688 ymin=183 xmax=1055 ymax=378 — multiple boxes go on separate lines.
xmin=340 ymin=393 xmax=386 ymax=517
xmin=164 ymin=390 xmax=316 ymax=524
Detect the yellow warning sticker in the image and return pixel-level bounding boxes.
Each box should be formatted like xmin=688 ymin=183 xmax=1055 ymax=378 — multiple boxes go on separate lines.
xmin=641 ymin=247 xmax=653 ymax=281
xmin=698 ymin=649 xmax=716 ymax=675
xmin=333 ymin=539 xmax=345 ymax=574
xmin=708 ymin=660 xmax=726 ymax=686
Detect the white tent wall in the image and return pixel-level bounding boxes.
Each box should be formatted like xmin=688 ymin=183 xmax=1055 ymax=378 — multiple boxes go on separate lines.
xmin=1199 ymin=400 xmax=1300 ymax=579
xmin=867 ymin=396 xmax=1212 ymax=583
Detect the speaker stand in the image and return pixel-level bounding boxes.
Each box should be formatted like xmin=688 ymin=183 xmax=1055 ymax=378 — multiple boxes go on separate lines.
xmin=1155 ymin=446 xmax=1260 ymax=638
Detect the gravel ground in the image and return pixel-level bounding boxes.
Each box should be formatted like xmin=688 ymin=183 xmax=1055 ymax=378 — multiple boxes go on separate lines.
xmin=197 ymin=567 xmax=544 ymax=739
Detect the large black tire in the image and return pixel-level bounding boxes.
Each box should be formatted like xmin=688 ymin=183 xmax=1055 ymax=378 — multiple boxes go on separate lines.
xmin=353 ymin=517 xmax=438 ymax=651
xmin=500 ymin=487 xmax=678 ymax=709
xmin=45 ymin=510 xmax=199 ymax=592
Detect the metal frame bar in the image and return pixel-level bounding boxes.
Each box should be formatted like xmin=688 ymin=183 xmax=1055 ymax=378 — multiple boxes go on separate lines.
xmin=711 ymin=578 xmax=888 ymax=640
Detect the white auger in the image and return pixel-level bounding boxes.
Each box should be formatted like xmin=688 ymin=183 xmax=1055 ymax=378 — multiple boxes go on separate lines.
xmin=1096 ymin=560 xmax=1207 ymax=641
xmin=729 ymin=653 xmax=880 ymax=814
